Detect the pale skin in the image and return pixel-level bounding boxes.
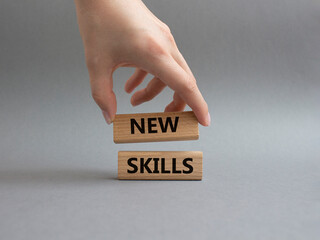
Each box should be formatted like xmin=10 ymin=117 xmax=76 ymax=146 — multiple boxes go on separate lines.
xmin=74 ymin=0 xmax=210 ymax=126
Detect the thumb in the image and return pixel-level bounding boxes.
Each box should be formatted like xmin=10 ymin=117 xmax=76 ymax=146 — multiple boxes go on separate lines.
xmin=89 ymin=66 xmax=117 ymax=125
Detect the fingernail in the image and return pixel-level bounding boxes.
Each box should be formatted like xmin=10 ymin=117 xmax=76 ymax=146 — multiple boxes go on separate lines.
xmin=207 ymin=112 xmax=211 ymax=126
xmin=102 ymin=111 xmax=112 ymax=125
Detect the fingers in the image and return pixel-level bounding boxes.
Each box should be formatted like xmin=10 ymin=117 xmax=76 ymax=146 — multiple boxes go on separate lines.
xmin=125 ymin=68 xmax=148 ymax=93
xmin=139 ymin=55 xmax=210 ymax=126
xmin=88 ymin=64 xmax=117 ymax=125
xmin=165 ymin=92 xmax=186 ymax=112
xmin=131 ymin=77 xmax=166 ymax=106
xmin=164 ymin=50 xmax=193 ymax=112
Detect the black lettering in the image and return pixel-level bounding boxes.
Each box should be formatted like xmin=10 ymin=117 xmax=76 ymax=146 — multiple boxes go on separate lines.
xmin=148 ymin=118 xmax=157 ymax=133
xmin=130 ymin=118 xmax=145 ymax=134
xmin=127 ymin=158 xmax=138 ymax=173
xmin=172 ymin=158 xmax=182 ymax=174
xmin=182 ymin=158 xmax=193 ymax=174
xmin=153 ymin=158 xmax=160 ymax=173
xmin=140 ymin=157 xmax=152 ymax=173
xmin=158 ymin=117 xmax=179 ymax=133
xmin=161 ymin=158 xmax=171 ymax=173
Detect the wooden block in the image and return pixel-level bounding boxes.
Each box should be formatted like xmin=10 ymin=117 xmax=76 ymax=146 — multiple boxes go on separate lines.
xmin=118 ymin=151 xmax=202 ymax=180
xmin=113 ymin=111 xmax=198 ymax=143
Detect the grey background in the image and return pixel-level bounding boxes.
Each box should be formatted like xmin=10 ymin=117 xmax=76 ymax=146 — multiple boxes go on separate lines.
xmin=0 ymin=0 xmax=319 ymax=239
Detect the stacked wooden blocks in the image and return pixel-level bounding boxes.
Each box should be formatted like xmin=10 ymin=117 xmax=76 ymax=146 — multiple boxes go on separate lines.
xmin=113 ymin=111 xmax=202 ymax=180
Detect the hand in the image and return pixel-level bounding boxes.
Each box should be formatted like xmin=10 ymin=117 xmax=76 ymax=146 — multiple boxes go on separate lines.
xmin=74 ymin=0 xmax=210 ymax=126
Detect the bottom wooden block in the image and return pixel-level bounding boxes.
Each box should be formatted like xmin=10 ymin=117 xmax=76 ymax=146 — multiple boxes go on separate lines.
xmin=118 ymin=151 xmax=202 ymax=180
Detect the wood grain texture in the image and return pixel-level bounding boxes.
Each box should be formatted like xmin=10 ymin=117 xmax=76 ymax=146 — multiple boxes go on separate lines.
xmin=118 ymin=151 xmax=202 ymax=180
xmin=113 ymin=111 xmax=199 ymax=143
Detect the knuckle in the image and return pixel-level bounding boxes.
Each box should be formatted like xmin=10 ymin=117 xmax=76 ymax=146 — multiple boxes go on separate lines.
xmin=143 ymin=87 xmax=153 ymax=101
xmin=91 ymin=91 xmax=104 ymax=105
xmin=161 ymin=23 xmax=171 ymax=34
xmin=160 ymin=24 xmax=175 ymax=44
xmin=165 ymin=32 xmax=175 ymax=44
xmin=85 ymin=53 xmax=101 ymax=72
xmin=168 ymin=33 xmax=175 ymax=44
xmin=85 ymin=50 xmax=112 ymax=72
xmin=164 ymin=30 xmax=174 ymax=43
xmin=145 ymin=34 xmax=167 ymax=56
xmin=183 ymin=77 xmax=198 ymax=94
xmin=133 ymin=32 xmax=168 ymax=57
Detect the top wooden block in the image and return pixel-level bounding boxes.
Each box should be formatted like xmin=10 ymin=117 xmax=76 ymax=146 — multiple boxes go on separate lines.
xmin=113 ymin=111 xmax=199 ymax=143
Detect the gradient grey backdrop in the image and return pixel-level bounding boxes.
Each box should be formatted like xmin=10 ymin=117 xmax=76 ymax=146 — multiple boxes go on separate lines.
xmin=1 ymin=0 xmax=319 ymax=239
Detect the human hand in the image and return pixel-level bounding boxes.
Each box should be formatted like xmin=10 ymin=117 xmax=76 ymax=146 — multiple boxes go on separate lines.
xmin=74 ymin=0 xmax=210 ymax=126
